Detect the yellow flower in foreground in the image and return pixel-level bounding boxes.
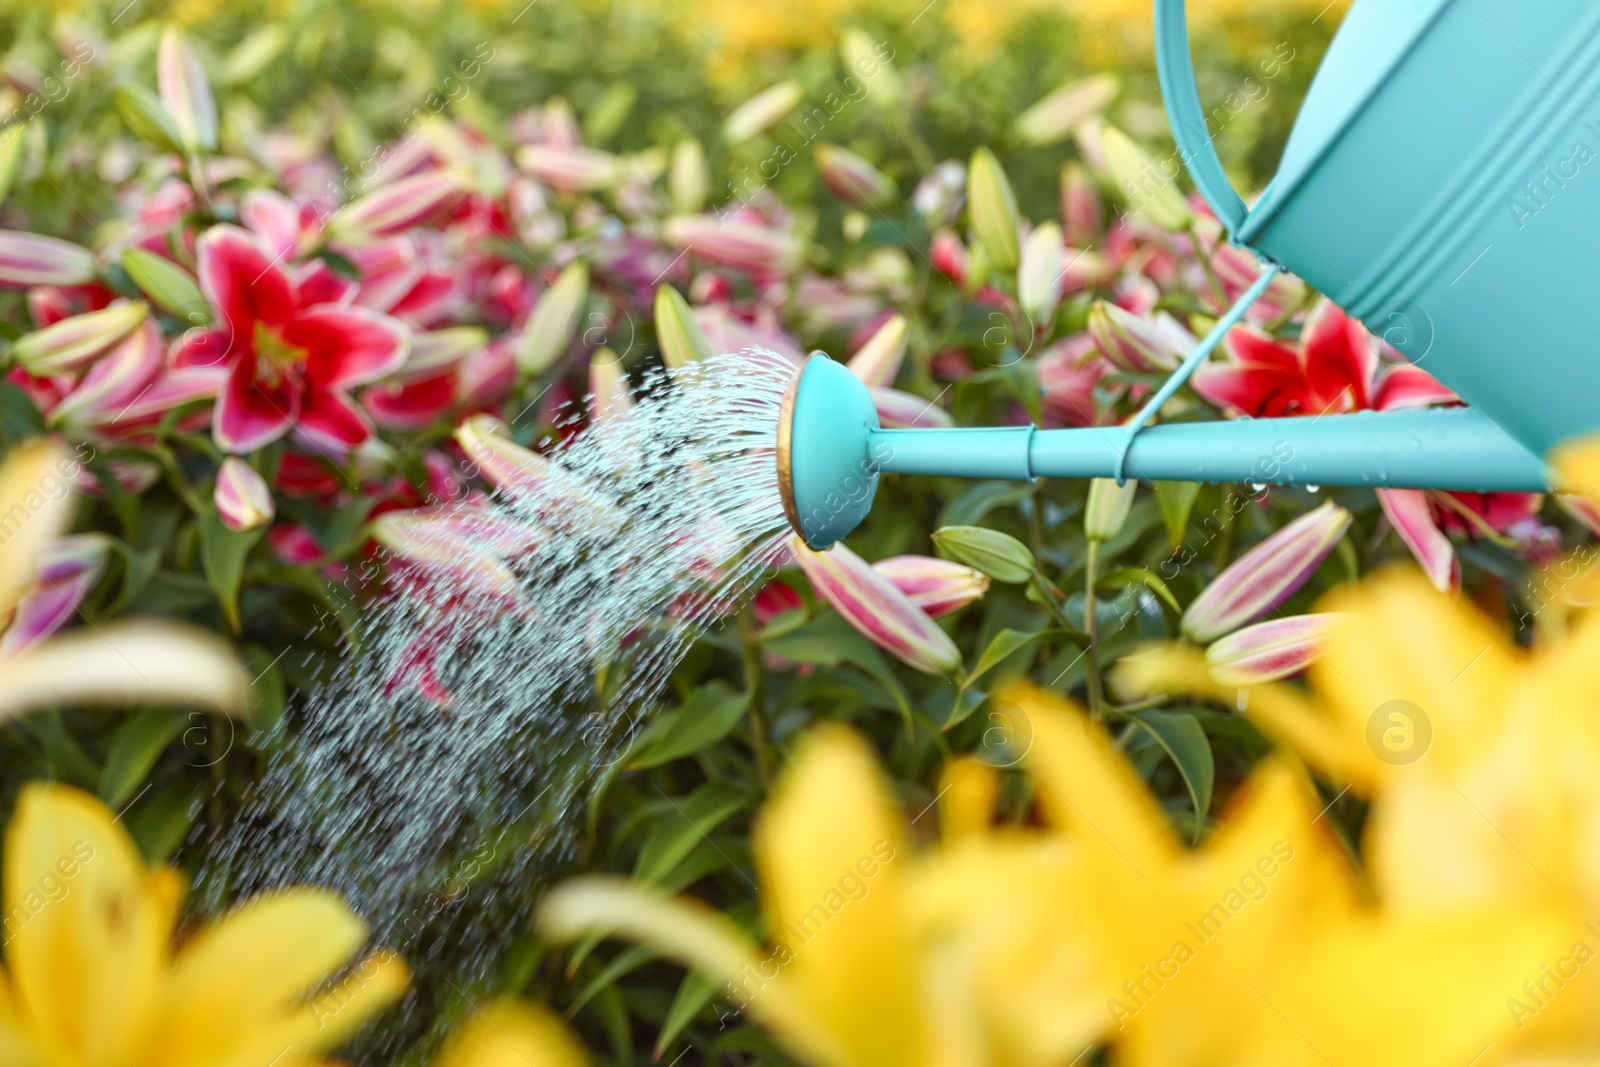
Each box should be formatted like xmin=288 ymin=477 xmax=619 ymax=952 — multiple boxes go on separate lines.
xmin=543 ymin=724 xmax=935 ymax=1067
xmin=432 ymin=1001 xmax=587 ymax=1067
xmin=1113 ymin=569 xmax=1600 ymax=1060
xmin=0 ymin=783 xmax=407 ymax=1067
xmin=546 ymin=680 xmax=1575 ymax=1067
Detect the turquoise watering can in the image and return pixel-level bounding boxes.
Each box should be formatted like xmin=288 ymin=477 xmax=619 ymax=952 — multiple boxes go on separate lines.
xmin=780 ymin=0 xmax=1596 ymax=548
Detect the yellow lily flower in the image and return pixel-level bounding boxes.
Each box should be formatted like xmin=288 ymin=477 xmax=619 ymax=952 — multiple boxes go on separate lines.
xmin=541 ymin=724 xmax=944 ymax=1067
xmin=432 ymin=1001 xmax=587 ymax=1067
xmin=1113 ymin=569 xmax=1600 ymax=1060
xmin=0 ymin=783 xmax=407 ymax=1067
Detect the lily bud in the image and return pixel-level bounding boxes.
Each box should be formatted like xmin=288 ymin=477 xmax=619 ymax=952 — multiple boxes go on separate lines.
xmin=872 ymin=555 xmax=989 ymax=617
xmin=121 ymin=249 xmax=209 ymax=325
xmin=932 ymin=525 xmax=1034 ymax=584
xmin=724 ymin=81 xmax=803 ymax=144
xmin=1087 ymin=300 xmax=1182 ymax=373
xmin=329 ymin=168 xmax=469 ymax=241
xmin=516 ymin=263 xmax=588 ymax=375
xmin=1018 ymin=222 xmax=1065 ymax=324
xmin=0 ymin=230 xmax=96 ymax=287
xmin=0 ymin=535 xmax=111 ymax=659
xmin=1100 ymin=124 xmax=1192 ymax=231
xmin=967 ymin=147 xmax=1020 ymax=271
xmin=158 ymin=26 xmax=217 ymax=152
xmin=49 ymin=322 xmax=165 ymax=429
xmin=663 ymin=215 xmax=802 ymax=273
xmin=669 ymin=138 xmax=709 ymax=214
xmin=516 ymin=145 xmax=625 ymax=192
xmin=871 ymin=387 xmax=955 ymax=430
xmin=814 ymin=144 xmax=895 ymax=208
xmin=588 ymin=349 xmax=633 ymax=421
xmin=930 ymin=228 xmax=969 ymax=285
xmin=1015 ymin=73 xmax=1118 ymax=146
xmin=114 ymin=85 xmax=185 ymax=154
xmin=1181 ymin=501 xmax=1352 ymax=643
xmin=789 ymin=535 xmax=961 ymax=675
xmin=214 ymin=457 xmax=274 ymax=532
xmin=1060 ymin=163 xmax=1103 ymax=245
xmin=1084 ymin=477 xmax=1138 ymax=541
xmin=11 ymin=300 xmax=147 ymax=374
xmin=374 ymin=506 xmax=540 ymax=597
xmin=841 ymin=30 xmax=903 ymax=110
xmin=912 ymin=160 xmax=966 ymax=225
xmin=654 ymin=285 xmax=714 ymax=368
xmin=454 ymin=414 xmax=623 ymax=533
xmin=1205 ymin=613 xmax=1342 ymax=686
xmin=846 ymin=314 xmax=908 ymax=388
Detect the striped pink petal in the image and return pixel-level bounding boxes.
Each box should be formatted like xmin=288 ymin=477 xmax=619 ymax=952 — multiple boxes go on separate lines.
xmin=516 ymin=145 xmax=625 ymax=192
xmin=1377 ymin=487 xmax=1457 ymax=592
xmin=1181 ymin=500 xmax=1351 ymax=642
xmin=0 ymin=535 xmax=110 ymax=659
xmin=871 ymin=555 xmax=989 ymax=617
xmin=49 ymin=321 xmax=164 ymax=429
xmin=10 ymin=300 xmax=147 ymax=374
xmin=663 ymin=215 xmax=802 ymax=274
xmin=789 ymin=535 xmax=961 ymax=675
xmin=214 ymin=457 xmax=274 ymax=532
xmin=0 ymin=231 xmax=97 ymax=288
xmin=329 ymin=169 xmax=469 ymax=240
xmin=1205 ymin=613 xmax=1343 ymax=686
xmin=158 ymin=26 xmax=217 ymax=152
xmin=871 ymin=386 xmax=955 ymax=429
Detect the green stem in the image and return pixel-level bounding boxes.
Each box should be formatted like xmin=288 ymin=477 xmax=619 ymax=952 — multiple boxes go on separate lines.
xmin=738 ymin=607 xmax=771 ymax=789
xmin=1083 ymin=538 xmax=1105 ymax=719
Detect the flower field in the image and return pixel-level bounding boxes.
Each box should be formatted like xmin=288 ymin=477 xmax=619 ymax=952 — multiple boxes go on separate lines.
xmin=3 ymin=0 xmax=1600 ymax=1064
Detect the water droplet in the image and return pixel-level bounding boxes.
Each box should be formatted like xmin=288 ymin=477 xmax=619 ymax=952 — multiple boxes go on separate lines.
xmin=1250 ymin=482 xmax=1267 ymax=493
xmin=1306 ymin=483 xmax=1321 ymax=493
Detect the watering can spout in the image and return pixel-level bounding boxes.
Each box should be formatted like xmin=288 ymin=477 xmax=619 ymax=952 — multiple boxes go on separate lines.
xmin=777 ymin=355 xmax=1548 ymax=549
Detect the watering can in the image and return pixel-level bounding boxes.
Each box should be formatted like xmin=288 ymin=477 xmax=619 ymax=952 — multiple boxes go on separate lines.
xmin=780 ymin=0 xmax=1600 ymax=549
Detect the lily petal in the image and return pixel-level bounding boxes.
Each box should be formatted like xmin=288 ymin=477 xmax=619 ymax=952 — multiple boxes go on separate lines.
xmin=0 ymin=619 xmax=250 ymax=720
xmin=789 ymin=536 xmax=961 ymax=675
xmin=1205 ymin=612 xmax=1342 ymax=685
xmin=285 ymin=305 xmax=411 ymax=390
xmin=1376 ymin=487 xmax=1457 ymax=593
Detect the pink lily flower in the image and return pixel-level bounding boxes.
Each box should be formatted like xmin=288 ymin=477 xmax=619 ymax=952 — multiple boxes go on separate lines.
xmin=664 ymin=215 xmax=802 ymax=274
xmin=789 ymin=535 xmax=961 ymax=675
xmin=1193 ymin=298 xmax=1540 ymax=591
xmin=1037 ymin=333 xmax=1113 ymax=427
xmin=175 ymin=225 xmax=411 ymax=453
xmin=930 ymin=229 xmax=969 ymax=285
xmin=363 ymin=327 xmax=487 ymax=432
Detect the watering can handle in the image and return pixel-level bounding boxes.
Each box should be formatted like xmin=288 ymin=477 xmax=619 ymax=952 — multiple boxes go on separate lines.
xmin=1154 ymin=0 xmax=1250 ymax=236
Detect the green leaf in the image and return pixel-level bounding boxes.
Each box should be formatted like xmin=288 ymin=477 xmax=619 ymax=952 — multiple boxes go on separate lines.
xmin=1131 ymin=709 xmax=1214 ymax=839
xmin=122 ymin=248 xmax=211 ymax=325
xmin=568 ymin=944 xmax=657 ymax=1013
xmin=100 ymin=708 xmax=188 ymax=809
xmin=656 ymin=970 xmax=720 ymax=1059
xmin=633 ymin=781 xmax=751 ymax=884
xmin=114 ymin=86 xmax=185 ymax=154
xmin=105 ymin=543 xmax=161 ymax=616
xmin=199 ymin=511 xmax=262 ymax=633
xmin=127 ymin=780 xmax=202 ymax=863
xmin=763 ymin=613 xmax=913 ymax=728
xmin=938 ymin=481 xmax=1034 ymax=528
xmin=627 ymin=682 xmax=751 ymax=770
xmin=963 ymin=627 xmax=1085 ymax=690
xmin=1097 ymin=565 xmax=1182 ymax=614
xmin=942 ymin=686 xmax=989 ymax=731
xmin=244 ymin=644 xmax=287 ymax=733
xmin=1153 ymin=480 xmax=1201 ymax=549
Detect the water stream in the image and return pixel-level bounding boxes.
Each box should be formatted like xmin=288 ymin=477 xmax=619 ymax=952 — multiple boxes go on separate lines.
xmin=201 ymin=350 xmax=797 ymax=1053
